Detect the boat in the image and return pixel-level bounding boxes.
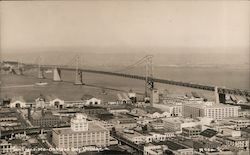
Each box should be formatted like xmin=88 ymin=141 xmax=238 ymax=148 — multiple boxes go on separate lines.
xmin=35 ymin=82 xmax=48 ymax=86
xmin=45 ymin=70 xmax=52 ymax=73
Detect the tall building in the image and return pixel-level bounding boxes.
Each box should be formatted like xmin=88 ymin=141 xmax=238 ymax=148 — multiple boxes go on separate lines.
xmin=52 ymin=113 xmax=110 ymax=149
xmin=183 ymin=102 xmax=240 ymax=120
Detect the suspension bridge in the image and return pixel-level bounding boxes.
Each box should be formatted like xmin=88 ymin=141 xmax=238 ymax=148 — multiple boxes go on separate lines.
xmin=1 ymin=55 xmax=250 ymax=104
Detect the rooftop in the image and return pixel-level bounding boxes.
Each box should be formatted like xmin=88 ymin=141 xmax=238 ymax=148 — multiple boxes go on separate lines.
xmin=11 ymin=96 xmax=26 ymax=103
xmin=155 ymin=140 xmax=187 ymax=151
xmin=84 ymin=106 xmax=106 ymax=110
xmin=185 ymin=102 xmax=240 ymax=109
xmin=182 ymin=127 xmax=201 ymax=131
xmin=226 ymin=136 xmax=248 ymax=141
xmin=81 ymin=94 xmax=94 ymax=100
xmin=200 ymin=128 xmax=218 ymax=138
xmin=53 ymin=121 xmax=108 ymax=134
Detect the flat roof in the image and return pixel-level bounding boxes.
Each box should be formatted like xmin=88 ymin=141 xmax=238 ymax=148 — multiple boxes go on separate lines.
xmin=185 ymin=102 xmax=239 ymax=109
xmin=182 ymin=127 xmax=201 ymax=131
xmin=226 ymin=137 xmax=248 ymax=141
xmin=53 ymin=121 xmax=108 ymax=135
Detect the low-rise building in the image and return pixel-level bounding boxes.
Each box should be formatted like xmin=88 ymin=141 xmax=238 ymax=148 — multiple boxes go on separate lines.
xmin=34 ymin=94 xmax=46 ymax=108
xmin=9 ymin=97 xmax=26 ymax=108
xmin=0 ymin=140 xmax=12 ymax=154
xmin=30 ymin=110 xmax=64 ymax=127
xmin=81 ymin=95 xmax=101 ymax=106
xmin=227 ymin=117 xmax=250 ymax=130
xmin=153 ymin=101 xmax=183 ymax=117
xmin=47 ymin=96 xmax=65 ymax=109
xmin=224 ymin=137 xmax=249 ymax=151
xmin=0 ymin=140 xmax=31 ymax=155
xmin=122 ymin=131 xmax=168 ymax=145
xmin=162 ymin=117 xmax=211 ymax=133
xmin=144 ymin=145 xmax=167 ymax=155
xmin=83 ymin=106 xmax=107 ymax=115
xmin=114 ymin=118 xmax=137 ymax=129
xmin=182 ymin=127 xmax=201 ymax=138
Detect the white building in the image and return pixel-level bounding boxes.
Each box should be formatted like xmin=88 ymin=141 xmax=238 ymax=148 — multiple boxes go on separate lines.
xmin=123 ymin=131 xmax=168 ymax=145
xmin=0 ymin=140 xmax=31 ymax=155
xmin=52 ymin=113 xmax=110 ymax=149
xmin=183 ymin=101 xmax=240 ymax=120
xmin=144 ymin=145 xmax=167 ymax=155
xmin=81 ymin=95 xmax=101 ymax=106
xmin=9 ymin=96 xmax=26 ymax=108
xmin=227 ymin=117 xmax=250 ymax=130
xmin=163 ymin=117 xmax=212 ymax=133
xmin=47 ymin=96 xmax=65 ymax=109
xmin=153 ymin=102 xmax=182 ymax=117
xmin=71 ymin=113 xmax=89 ymax=131
xmin=35 ymin=95 xmax=46 ymax=108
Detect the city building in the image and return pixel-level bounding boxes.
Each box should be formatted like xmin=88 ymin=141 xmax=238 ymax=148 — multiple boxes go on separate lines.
xmin=81 ymin=95 xmax=101 ymax=106
xmin=130 ymin=108 xmax=147 ymax=117
xmin=128 ymin=90 xmax=137 ymax=103
xmin=151 ymin=89 xmax=159 ymax=104
xmin=122 ymin=131 xmax=168 ymax=145
xmin=109 ymin=108 xmax=129 ymax=114
xmin=9 ymin=96 xmax=26 ymax=108
xmin=30 ymin=110 xmax=64 ymax=127
xmin=52 ymin=113 xmax=110 ymax=149
xmin=153 ymin=102 xmax=182 ymax=117
xmin=0 ymin=140 xmax=31 ymax=155
xmin=199 ymin=128 xmax=218 ymax=141
xmin=34 ymin=94 xmax=46 ymax=108
xmin=113 ymin=118 xmax=137 ymax=129
xmin=183 ymin=101 xmax=240 ymax=120
xmin=163 ymin=117 xmax=212 ymax=133
xmin=83 ymin=106 xmax=107 ymax=115
xmin=227 ymin=117 xmax=250 ymax=130
xmin=117 ymin=93 xmax=131 ymax=104
xmin=182 ymin=127 xmax=201 ymax=138
xmin=47 ymin=95 xmax=65 ymax=109
xmin=225 ymin=137 xmax=249 ymax=151
xmin=144 ymin=145 xmax=167 ymax=155
xmin=0 ymin=140 xmax=12 ymax=154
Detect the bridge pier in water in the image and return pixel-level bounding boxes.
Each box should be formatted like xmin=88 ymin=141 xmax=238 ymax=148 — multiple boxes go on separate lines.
xmin=74 ymin=70 xmax=84 ymax=85
xmin=53 ymin=68 xmax=62 ymax=81
xmin=38 ymin=69 xmax=45 ymax=79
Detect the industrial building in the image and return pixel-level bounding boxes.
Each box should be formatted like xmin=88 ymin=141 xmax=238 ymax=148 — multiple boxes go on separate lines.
xmin=183 ymin=101 xmax=240 ymax=120
xmin=52 ymin=113 xmax=110 ymax=149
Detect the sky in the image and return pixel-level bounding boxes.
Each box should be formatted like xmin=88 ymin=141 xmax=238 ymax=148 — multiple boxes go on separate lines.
xmin=0 ymin=1 xmax=249 ymax=65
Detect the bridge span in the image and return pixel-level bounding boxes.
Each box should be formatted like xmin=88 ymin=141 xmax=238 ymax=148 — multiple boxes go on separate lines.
xmin=34 ymin=64 xmax=250 ymax=98
xmin=3 ymin=62 xmax=250 ymax=101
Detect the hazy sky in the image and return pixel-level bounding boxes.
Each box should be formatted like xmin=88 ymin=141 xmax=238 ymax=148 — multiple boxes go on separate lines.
xmin=0 ymin=1 xmax=249 ymax=54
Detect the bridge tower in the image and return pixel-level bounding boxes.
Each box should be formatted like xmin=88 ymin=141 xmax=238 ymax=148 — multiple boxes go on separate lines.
xmin=37 ymin=57 xmax=45 ymax=79
xmin=214 ymin=86 xmax=226 ymax=104
xmin=74 ymin=56 xmax=84 ymax=85
xmin=53 ymin=67 xmax=62 ymax=81
xmin=145 ymin=55 xmax=154 ymax=100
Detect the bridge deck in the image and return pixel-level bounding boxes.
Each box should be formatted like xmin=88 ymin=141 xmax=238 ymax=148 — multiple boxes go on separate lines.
xmin=16 ymin=64 xmax=250 ymax=97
